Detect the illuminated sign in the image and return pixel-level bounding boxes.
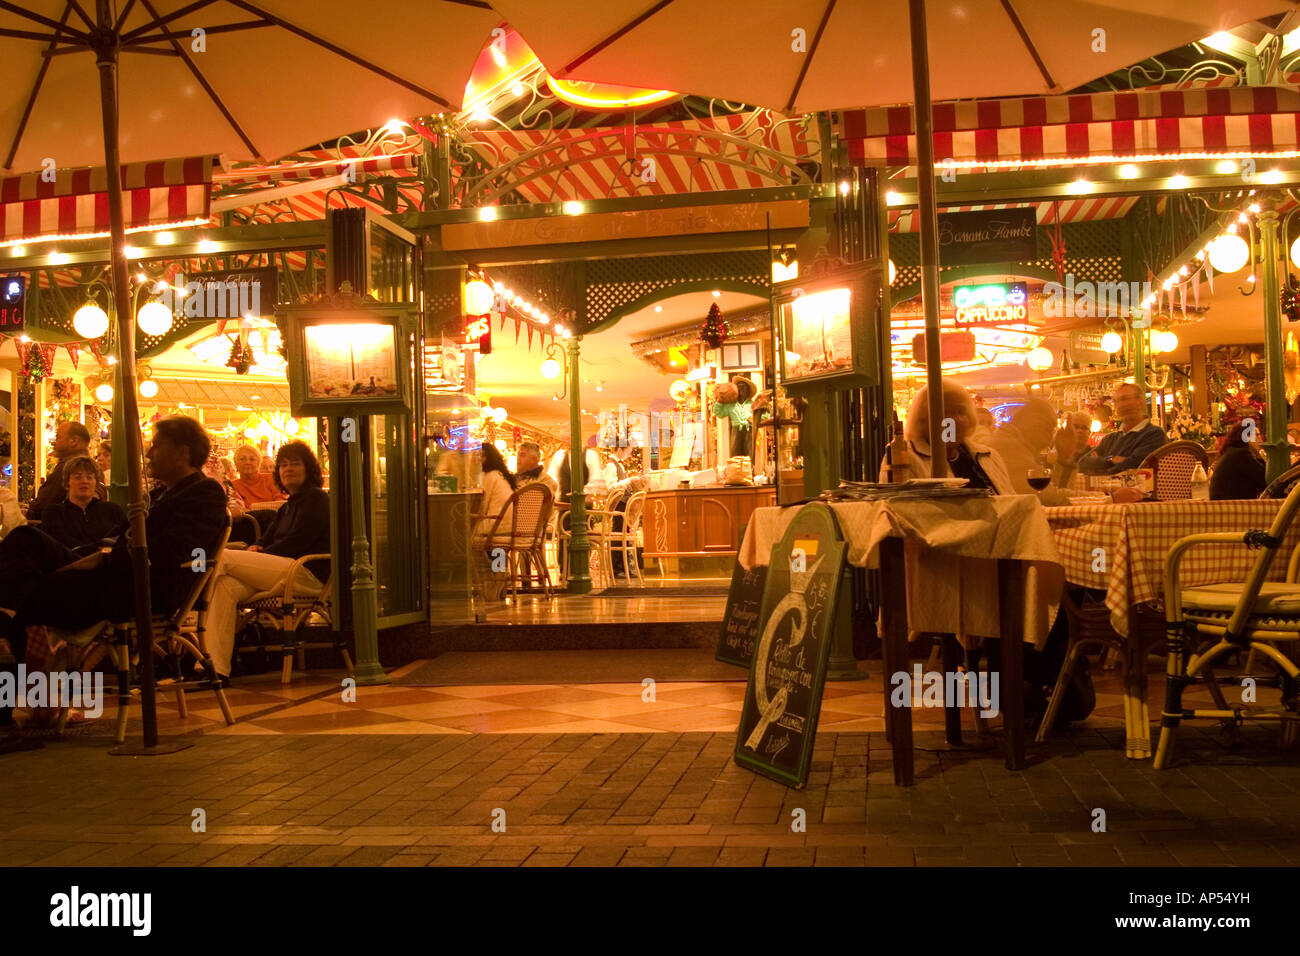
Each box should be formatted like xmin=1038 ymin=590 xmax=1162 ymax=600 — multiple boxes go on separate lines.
xmin=464 ymin=314 xmax=493 ymax=354
xmin=0 ymin=275 xmax=24 ymax=330
xmin=953 ymin=282 xmax=1028 ymax=326
xmin=546 ymin=77 xmax=678 ymax=110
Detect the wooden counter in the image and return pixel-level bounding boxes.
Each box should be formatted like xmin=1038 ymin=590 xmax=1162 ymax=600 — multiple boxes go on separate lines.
xmin=643 ymin=485 xmax=776 ymax=560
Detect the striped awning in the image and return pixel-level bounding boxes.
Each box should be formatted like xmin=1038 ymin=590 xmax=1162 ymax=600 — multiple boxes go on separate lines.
xmin=463 ymin=112 xmax=816 ymax=203
xmin=888 ymin=196 xmax=1139 ymax=232
xmin=0 ymin=155 xmax=215 ymax=246
xmin=844 ymin=86 xmax=1300 ymax=167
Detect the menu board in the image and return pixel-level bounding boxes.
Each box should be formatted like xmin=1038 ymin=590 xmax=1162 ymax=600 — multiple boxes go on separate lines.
xmin=786 ymin=287 xmax=853 ymax=380
xmin=304 ymin=322 xmax=398 ymax=399
xmin=716 ymin=558 xmax=768 ymax=669
xmin=734 ymin=503 xmax=845 ymax=789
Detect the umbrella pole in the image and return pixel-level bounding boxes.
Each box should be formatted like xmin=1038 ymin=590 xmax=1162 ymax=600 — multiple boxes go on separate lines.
xmin=908 ymin=0 xmax=948 ymax=477
xmin=94 ymin=9 xmax=161 ymax=751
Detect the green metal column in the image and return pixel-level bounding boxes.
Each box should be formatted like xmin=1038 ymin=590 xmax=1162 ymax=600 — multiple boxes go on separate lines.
xmin=566 ymin=336 xmax=591 ymax=594
xmin=346 ymin=408 xmax=389 ymax=685
xmin=1133 ymin=324 xmax=1149 ymax=417
xmin=1260 ymin=205 xmax=1290 ymax=483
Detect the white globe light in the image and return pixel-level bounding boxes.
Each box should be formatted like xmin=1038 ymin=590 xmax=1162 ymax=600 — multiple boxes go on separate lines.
xmin=1100 ymin=331 xmax=1124 ymax=354
xmin=73 ymin=302 xmax=109 ymax=339
xmin=94 ymin=382 xmax=114 ymax=402
xmin=1026 ymin=346 xmax=1054 ymax=371
xmin=463 ymin=278 xmax=494 ymax=316
xmin=1090 ymin=419 xmax=1103 ymax=433
xmin=492 ymin=407 xmax=508 ymax=423
xmin=1208 ymin=233 xmax=1250 ymax=274
xmin=1291 ymin=235 xmax=1300 ymax=271
xmin=541 ymin=357 xmax=561 ymax=379
xmin=136 ymin=300 xmax=173 ymax=336
xmin=1153 ymin=330 xmax=1179 ymax=354
xmin=138 ymin=379 xmax=158 ymax=398
xmin=888 ymin=260 xmax=896 ymax=284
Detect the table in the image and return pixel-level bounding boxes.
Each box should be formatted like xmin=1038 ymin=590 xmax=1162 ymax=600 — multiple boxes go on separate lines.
xmin=1045 ymin=498 xmax=1300 ymax=757
xmin=739 ymin=494 xmax=1065 ymax=784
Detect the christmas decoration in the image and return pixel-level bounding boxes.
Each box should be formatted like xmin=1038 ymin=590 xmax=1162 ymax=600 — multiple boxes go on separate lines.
xmin=226 ymin=337 xmax=254 ymax=374
xmin=699 ymin=303 xmax=728 ymax=350
xmin=1283 ymin=274 xmax=1300 ymax=323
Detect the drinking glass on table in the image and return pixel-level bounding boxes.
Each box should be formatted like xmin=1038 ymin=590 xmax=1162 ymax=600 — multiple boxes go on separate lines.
xmin=1026 ymin=467 xmax=1052 ymax=492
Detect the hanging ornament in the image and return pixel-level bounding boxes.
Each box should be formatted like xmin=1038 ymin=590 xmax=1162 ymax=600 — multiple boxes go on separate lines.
xmin=225 ymin=337 xmax=254 ymax=374
xmin=699 ymin=302 xmax=728 ymax=350
xmin=25 ymin=343 xmax=46 ymax=382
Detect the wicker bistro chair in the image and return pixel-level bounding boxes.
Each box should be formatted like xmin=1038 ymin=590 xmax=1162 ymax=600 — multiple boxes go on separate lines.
xmin=237 ymin=555 xmax=349 ymax=684
xmin=1261 ymin=463 xmax=1300 ymax=500
xmin=478 ymin=483 xmax=555 ymax=598
xmin=581 ymin=486 xmax=627 ymax=588
xmin=606 ymin=490 xmax=646 ymax=585
xmin=1153 ymin=479 xmax=1300 ymax=768
xmin=66 ymin=525 xmax=236 ymax=742
xmin=1140 ymin=440 xmax=1210 ymax=501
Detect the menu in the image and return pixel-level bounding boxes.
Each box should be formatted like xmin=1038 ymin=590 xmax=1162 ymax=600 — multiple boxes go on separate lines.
xmin=733 ymin=503 xmax=845 ymax=789
xmin=304 ymin=322 xmax=398 ymax=398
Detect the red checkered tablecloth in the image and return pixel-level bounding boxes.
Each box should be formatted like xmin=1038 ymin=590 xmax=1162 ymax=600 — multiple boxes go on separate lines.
xmin=1045 ymin=500 xmax=1300 ymax=636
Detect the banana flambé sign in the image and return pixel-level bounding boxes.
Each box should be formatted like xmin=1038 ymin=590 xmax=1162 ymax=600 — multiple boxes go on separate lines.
xmin=734 ymin=502 xmax=846 ymax=788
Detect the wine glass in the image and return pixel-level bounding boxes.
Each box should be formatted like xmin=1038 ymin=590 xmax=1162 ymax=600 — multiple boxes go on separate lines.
xmin=1026 ymin=467 xmax=1052 ymax=492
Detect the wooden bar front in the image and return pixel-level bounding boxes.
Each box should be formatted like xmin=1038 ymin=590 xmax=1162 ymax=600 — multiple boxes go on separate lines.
xmin=643 ymin=486 xmax=776 ymax=559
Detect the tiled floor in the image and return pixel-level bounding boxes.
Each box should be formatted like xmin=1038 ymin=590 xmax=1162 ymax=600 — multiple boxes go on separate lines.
xmin=481 ymin=591 xmax=728 ymax=625
xmin=18 ymin=655 xmax=1186 ymax=738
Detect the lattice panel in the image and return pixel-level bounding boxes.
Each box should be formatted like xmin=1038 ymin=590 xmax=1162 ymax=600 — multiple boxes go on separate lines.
xmin=586 ymin=251 xmax=769 ymax=328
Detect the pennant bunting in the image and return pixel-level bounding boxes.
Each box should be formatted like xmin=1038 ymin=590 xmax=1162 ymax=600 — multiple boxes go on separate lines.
xmin=527 ymin=325 xmax=533 ymax=349
xmin=65 ymin=343 xmax=79 ymax=369
xmin=37 ymin=344 xmax=56 ymax=369
xmin=13 ymin=339 xmax=30 ymax=368
xmin=515 ymin=317 xmax=521 ymax=343
xmin=86 ymin=338 xmax=105 ymax=364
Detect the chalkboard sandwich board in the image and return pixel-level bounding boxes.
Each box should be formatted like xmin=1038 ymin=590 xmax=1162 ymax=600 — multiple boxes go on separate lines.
xmin=716 ymin=558 xmax=769 ymax=669
xmin=734 ymin=502 xmax=846 ymax=789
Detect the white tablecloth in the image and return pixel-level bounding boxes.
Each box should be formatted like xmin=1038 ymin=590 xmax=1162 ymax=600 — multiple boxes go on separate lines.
xmin=737 ymin=495 xmax=1065 ymax=648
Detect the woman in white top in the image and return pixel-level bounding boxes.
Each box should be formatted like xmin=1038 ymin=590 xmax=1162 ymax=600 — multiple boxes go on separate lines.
xmin=477 ymin=442 xmax=517 ymax=543
xmin=882 ymin=382 xmax=1015 ymax=494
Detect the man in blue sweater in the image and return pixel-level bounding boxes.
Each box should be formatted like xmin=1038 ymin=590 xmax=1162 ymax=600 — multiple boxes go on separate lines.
xmin=1077 ymin=382 xmax=1168 ymax=476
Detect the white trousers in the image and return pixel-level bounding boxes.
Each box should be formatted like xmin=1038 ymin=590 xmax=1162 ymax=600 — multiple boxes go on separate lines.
xmin=205 ymin=549 xmax=322 ymax=676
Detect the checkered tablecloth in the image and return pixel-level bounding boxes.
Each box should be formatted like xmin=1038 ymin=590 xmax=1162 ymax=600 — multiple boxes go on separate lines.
xmin=1045 ymin=499 xmax=1300 ymax=636
xmin=738 ymin=495 xmax=1064 ymax=647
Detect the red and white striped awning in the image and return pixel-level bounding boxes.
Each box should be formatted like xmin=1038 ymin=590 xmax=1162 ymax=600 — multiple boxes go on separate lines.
xmin=844 ymin=86 xmax=1300 ymax=167
xmin=888 ymin=196 xmax=1139 ymax=232
xmin=464 ymin=112 xmax=816 ymax=203
xmin=0 ymin=155 xmax=215 ymax=247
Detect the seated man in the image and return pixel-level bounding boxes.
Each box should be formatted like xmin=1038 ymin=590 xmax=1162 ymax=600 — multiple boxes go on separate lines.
xmin=28 ymin=421 xmax=94 ymax=520
xmin=38 ymin=455 xmax=126 ymax=553
xmin=0 ymin=415 xmax=228 ymax=646
xmin=1077 ymin=382 xmax=1167 ymax=476
xmin=515 ymin=441 xmax=558 ymax=496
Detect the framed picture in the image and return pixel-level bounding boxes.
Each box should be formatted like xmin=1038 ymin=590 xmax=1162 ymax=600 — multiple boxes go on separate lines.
xmin=772 ymin=261 xmax=880 ymax=391
xmin=278 ymin=297 xmax=413 ymax=417
xmin=719 ymin=340 xmax=762 ymax=371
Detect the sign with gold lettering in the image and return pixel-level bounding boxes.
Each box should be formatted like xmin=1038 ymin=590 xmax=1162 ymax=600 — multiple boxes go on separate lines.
xmin=734 ymin=503 xmax=845 ymax=788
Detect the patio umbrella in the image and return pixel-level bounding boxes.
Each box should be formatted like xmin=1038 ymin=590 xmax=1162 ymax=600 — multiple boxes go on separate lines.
xmin=0 ymin=0 xmax=503 ymax=748
xmin=493 ymin=0 xmax=1296 ymax=476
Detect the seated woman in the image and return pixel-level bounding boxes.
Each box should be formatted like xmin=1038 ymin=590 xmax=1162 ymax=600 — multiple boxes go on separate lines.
xmin=880 ymin=382 xmax=1015 ymax=493
xmin=201 ymin=441 xmax=330 ymax=681
xmin=39 ymin=455 xmax=126 ymax=553
xmin=1211 ymin=421 xmax=1267 ymax=500
xmin=475 ymin=442 xmax=518 ymax=544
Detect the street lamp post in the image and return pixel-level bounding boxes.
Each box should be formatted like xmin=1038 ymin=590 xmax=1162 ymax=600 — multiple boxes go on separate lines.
xmin=567 ymin=335 xmax=591 ymax=594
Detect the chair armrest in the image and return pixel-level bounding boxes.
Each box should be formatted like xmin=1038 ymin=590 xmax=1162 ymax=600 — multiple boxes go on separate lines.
xmin=1164 ymin=531 xmax=1276 ymax=625
xmin=279 ymin=553 xmax=330 ymax=604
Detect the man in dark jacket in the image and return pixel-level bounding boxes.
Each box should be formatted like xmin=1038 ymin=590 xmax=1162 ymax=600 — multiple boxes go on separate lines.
xmin=27 ymin=421 xmax=92 ymax=520
xmin=1077 ymin=383 xmax=1168 ymax=476
xmin=0 ymin=416 xmax=227 ymax=636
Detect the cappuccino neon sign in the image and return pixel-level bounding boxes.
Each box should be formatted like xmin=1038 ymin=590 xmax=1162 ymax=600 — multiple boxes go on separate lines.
xmin=953 ymin=282 xmax=1027 ymax=326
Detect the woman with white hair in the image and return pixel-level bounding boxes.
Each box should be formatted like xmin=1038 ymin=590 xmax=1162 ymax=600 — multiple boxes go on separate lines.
xmin=986 ymin=399 xmax=1079 ymax=506
xmin=883 ymin=382 xmax=1015 ymax=493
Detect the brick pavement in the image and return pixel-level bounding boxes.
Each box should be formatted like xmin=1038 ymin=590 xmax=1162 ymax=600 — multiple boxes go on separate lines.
xmin=2 ymin=725 xmax=1299 ymax=866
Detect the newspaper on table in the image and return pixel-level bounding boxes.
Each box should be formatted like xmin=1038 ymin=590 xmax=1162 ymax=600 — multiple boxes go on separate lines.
xmin=819 ymin=478 xmax=994 ymax=502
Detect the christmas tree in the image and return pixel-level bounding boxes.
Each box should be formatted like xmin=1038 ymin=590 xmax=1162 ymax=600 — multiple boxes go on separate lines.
xmin=699 ymin=303 xmax=728 ymax=349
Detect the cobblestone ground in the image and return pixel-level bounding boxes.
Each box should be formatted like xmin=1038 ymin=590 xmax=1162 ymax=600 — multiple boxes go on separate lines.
xmin=2 ymin=726 xmax=1298 ymax=866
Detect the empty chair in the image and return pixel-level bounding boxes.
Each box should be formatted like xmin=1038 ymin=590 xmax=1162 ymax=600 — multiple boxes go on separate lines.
xmin=1140 ymin=440 xmax=1210 ymax=500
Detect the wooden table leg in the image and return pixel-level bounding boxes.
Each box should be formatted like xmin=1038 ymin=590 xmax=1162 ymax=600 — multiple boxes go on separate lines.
xmin=879 ymin=538 xmax=913 ymax=786
xmin=997 ymin=559 xmax=1025 ymax=771
xmin=942 ymin=634 xmax=963 ymax=745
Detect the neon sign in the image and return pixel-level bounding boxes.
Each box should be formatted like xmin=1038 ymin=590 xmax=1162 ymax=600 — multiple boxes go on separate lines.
xmin=953 ymin=282 xmax=1027 ymax=326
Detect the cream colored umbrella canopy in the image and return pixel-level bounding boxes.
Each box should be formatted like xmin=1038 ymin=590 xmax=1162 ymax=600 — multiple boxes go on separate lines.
xmin=495 ymin=0 xmax=1297 ymax=476
xmin=0 ymin=0 xmax=503 ymax=747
